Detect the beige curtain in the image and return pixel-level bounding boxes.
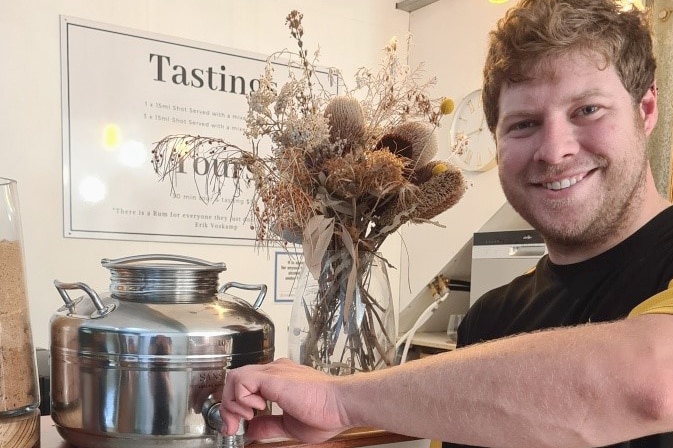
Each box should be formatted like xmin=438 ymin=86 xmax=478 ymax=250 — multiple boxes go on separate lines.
xmin=647 ymin=0 xmax=673 ymax=200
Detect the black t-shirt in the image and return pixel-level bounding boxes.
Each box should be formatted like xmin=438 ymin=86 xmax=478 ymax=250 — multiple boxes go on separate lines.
xmin=443 ymin=206 xmax=673 ymax=448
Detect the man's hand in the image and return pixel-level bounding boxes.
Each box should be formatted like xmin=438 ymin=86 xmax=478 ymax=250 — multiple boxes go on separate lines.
xmin=219 ymin=358 xmax=352 ymax=442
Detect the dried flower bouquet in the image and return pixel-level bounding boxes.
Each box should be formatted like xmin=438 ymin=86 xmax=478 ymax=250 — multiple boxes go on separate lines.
xmin=152 ymin=11 xmax=466 ymax=373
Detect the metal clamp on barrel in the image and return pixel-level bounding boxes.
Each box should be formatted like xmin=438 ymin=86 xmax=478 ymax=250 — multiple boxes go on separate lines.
xmin=219 ymin=282 xmax=268 ymax=310
xmin=54 ymin=280 xmax=116 ymax=318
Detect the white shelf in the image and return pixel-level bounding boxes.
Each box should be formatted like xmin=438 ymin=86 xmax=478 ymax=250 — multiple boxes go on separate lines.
xmin=409 ymin=331 xmax=456 ymax=351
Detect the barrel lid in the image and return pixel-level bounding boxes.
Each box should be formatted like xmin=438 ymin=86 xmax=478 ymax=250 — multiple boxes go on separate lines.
xmin=101 ymin=254 xmax=226 ymax=303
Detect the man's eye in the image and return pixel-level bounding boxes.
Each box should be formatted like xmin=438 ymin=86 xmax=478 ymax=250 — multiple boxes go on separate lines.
xmin=510 ymin=120 xmax=535 ymax=131
xmin=577 ymin=105 xmax=598 ymax=116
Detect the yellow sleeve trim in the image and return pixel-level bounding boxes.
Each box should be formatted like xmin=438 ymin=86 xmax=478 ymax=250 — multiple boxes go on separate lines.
xmin=629 ymin=279 xmax=673 ymax=317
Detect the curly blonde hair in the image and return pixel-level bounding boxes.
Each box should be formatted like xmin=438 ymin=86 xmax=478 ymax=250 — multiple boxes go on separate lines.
xmin=482 ymin=0 xmax=656 ymax=134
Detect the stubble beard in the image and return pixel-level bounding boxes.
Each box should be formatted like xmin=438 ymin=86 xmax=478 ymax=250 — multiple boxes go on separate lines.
xmin=503 ymin=139 xmax=648 ymax=258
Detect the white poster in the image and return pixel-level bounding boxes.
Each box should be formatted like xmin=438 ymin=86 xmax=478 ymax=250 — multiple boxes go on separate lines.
xmin=61 ymin=16 xmax=334 ymax=245
xmin=274 ymin=251 xmax=303 ymax=303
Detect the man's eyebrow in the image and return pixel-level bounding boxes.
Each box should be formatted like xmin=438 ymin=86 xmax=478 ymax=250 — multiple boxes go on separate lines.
xmin=564 ymin=88 xmax=608 ymax=103
xmin=500 ymin=88 xmax=609 ymax=119
xmin=498 ymin=109 xmax=536 ymax=124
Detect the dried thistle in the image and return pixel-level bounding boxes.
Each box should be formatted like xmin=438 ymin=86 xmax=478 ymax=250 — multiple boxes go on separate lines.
xmin=375 ymin=121 xmax=438 ymax=170
xmin=324 ymin=96 xmax=366 ymax=150
xmin=412 ymin=163 xmax=466 ymax=221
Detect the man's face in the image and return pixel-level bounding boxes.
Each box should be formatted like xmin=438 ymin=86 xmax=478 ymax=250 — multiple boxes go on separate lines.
xmin=495 ymin=52 xmax=657 ymax=261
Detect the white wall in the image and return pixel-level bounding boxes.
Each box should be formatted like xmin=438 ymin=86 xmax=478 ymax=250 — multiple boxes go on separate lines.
xmin=0 ymin=0 xmax=408 ymax=357
xmin=399 ymin=0 xmax=512 ymax=310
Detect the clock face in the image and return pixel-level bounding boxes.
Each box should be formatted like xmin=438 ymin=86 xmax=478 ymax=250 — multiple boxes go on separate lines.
xmin=449 ymin=89 xmax=497 ymax=172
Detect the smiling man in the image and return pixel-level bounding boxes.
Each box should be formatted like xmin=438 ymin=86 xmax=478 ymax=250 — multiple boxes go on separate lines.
xmin=219 ymin=1 xmax=673 ymax=447
xmin=497 ymin=54 xmax=660 ymax=263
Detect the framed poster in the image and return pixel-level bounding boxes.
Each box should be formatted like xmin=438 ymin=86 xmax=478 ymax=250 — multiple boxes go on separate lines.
xmin=60 ymin=16 xmax=335 ymax=245
xmin=274 ymin=251 xmax=304 ymax=303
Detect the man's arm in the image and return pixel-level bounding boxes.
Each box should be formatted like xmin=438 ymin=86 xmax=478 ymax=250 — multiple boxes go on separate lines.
xmin=220 ymin=313 xmax=673 ymax=447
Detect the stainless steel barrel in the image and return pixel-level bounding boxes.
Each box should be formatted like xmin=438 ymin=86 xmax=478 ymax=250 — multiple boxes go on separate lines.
xmin=50 ymin=255 xmax=274 ymax=448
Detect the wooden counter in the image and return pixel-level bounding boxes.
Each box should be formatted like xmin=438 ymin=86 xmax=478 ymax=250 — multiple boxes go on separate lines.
xmin=39 ymin=416 xmax=419 ymax=448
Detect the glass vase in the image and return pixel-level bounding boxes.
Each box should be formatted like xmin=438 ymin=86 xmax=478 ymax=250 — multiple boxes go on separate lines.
xmin=0 ymin=178 xmax=40 ymax=447
xmin=288 ymin=250 xmax=396 ymax=375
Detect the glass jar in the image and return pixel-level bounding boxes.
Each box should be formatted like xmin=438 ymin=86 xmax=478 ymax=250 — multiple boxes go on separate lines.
xmin=288 ymin=250 xmax=396 ymax=375
xmin=0 ymin=178 xmax=40 ymax=447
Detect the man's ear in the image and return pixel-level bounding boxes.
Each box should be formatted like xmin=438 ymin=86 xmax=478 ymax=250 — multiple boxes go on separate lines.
xmin=640 ymin=82 xmax=658 ymax=136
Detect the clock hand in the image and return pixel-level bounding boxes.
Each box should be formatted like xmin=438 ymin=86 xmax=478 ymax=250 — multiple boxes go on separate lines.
xmin=465 ymin=119 xmax=490 ymax=137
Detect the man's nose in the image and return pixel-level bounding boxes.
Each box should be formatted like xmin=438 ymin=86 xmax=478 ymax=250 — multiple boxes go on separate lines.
xmin=533 ymin=118 xmax=580 ymax=164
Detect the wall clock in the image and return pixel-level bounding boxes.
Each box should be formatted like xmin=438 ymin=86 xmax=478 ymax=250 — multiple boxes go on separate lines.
xmin=449 ymin=89 xmax=497 ymax=172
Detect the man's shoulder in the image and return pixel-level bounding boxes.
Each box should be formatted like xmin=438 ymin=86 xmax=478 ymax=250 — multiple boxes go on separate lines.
xmin=630 ymin=279 xmax=673 ymax=317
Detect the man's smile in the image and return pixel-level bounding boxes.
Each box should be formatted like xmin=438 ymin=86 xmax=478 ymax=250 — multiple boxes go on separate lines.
xmin=542 ymin=173 xmax=588 ymax=191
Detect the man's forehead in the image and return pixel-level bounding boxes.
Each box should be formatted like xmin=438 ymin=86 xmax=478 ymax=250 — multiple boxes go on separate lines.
xmin=497 ymin=54 xmax=624 ymax=118
xmin=497 ymin=52 xmax=615 ymax=102
xmin=520 ymin=50 xmax=611 ymax=82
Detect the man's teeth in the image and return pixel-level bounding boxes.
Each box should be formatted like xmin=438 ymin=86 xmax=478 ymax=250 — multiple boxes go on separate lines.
xmin=544 ymin=177 xmax=578 ymax=191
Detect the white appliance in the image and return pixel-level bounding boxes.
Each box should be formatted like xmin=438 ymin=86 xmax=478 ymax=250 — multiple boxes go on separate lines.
xmin=397 ymin=202 xmax=546 ymax=352
xmin=470 ymin=229 xmax=546 ymax=306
